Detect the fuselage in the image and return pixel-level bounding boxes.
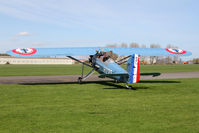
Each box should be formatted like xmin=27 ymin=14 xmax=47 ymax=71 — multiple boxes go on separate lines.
xmin=90 ymin=52 xmax=129 ymax=82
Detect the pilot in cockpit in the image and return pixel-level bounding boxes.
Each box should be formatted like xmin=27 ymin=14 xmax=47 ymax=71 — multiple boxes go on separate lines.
xmin=98 ymin=51 xmax=118 ymax=63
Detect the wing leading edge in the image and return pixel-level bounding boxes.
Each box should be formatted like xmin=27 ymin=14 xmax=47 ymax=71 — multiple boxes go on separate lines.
xmin=6 ymin=47 xmax=192 ymax=57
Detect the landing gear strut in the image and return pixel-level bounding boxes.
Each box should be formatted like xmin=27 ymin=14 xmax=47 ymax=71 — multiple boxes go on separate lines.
xmin=78 ymin=63 xmax=95 ymax=84
xmin=67 ymin=56 xmax=95 ymax=84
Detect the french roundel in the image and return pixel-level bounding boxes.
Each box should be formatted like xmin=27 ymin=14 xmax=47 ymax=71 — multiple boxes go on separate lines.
xmin=12 ymin=48 xmax=37 ymax=55
xmin=166 ymin=48 xmax=186 ymax=55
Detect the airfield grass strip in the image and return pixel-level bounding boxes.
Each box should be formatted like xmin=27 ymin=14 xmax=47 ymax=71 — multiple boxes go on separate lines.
xmin=0 ymin=78 xmax=199 ymax=133
xmin=0 ymin=64 xmax=198 ymax=76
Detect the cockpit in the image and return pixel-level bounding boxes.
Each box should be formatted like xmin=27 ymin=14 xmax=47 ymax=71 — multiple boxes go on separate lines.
xmin=89 ymin=51 xmax=118 ymax=66
xmin=96 ymin=51 xmax=118 ymax=65
xmin=98 ymin=51 xmax=118 ymax=62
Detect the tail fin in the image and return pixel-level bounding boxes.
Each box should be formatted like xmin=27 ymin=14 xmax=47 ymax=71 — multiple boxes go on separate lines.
xmin=127 ymin=54 xmax=140 ymax=83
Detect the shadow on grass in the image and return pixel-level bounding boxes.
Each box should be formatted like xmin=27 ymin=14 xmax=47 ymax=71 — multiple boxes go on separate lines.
xmin=20 ymin=80 xmax=129 ymax=89
xmin=20 ymin=80 xmax=112 ymax=85
xmin=21 ymin=81 xmax=148 ymax=90
xmin=20 ymin=80 xmax=180 ymax=90
xmin=139 ymin=80 xmax=181 ymax=83
xmin=98 ymin=82 xmax=149 ymax=90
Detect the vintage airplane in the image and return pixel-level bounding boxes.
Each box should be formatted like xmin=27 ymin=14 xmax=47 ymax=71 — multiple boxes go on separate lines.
xmin=7 ymin=47 xmax=192 ymax=89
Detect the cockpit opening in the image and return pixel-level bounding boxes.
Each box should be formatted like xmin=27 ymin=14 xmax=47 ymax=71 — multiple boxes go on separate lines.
xmin=97 ymin=51 xmax=118 ymax=62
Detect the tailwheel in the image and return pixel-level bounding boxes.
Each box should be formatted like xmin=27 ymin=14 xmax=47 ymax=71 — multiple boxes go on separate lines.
xmin=114 ymin=79 xmax=119 ymax=83
xmin=78 ymin=77 xmax=82 ymax=84
xmin=125 ymin=84 xmax=136 ymax=90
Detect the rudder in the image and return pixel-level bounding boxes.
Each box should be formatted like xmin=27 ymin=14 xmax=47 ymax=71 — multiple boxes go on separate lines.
xmin=127 ymin=54 xmax=140 ymax=83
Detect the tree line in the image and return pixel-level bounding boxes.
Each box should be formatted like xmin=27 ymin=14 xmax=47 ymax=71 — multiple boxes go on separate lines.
xmin=0 ymin=53 xmax=10 ymax=56
xmin=106 ymin=43 xmax=193 ymax=64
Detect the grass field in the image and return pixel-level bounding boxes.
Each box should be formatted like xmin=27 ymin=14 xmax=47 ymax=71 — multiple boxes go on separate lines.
xmin=0 ymin=78 xmax=199 ymax=133
xmin=0 ymin=64 xmax=198 ymax=76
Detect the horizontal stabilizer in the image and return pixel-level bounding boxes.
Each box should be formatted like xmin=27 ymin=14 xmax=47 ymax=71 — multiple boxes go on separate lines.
xmin=99 ymin=73 xmax=128 ymax=78
xmin=141 ymin=73 xmax=161 ymax=77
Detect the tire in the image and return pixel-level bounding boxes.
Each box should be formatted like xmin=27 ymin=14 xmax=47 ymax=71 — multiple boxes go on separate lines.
xmin=78 ymin=77 xmax=82 ymax=84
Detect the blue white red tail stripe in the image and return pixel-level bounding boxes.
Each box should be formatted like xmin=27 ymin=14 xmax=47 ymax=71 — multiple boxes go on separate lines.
xmin=128 ymin=54 xmax=140 ymax=83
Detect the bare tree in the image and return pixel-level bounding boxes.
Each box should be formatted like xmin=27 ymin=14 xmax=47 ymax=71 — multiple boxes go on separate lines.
xmin=149 ymin=44 xmax=161 ymax=64
xmin=141 ymin=44 xmax=147 ymax=48
xmin=117 ymin=43 xmax=128 ymax=62
xmin=150 ymin=44 xmax=161 ymax=48
xmin=140 ymin=44 xmax=147 ymax=64
xmin=120 ymin=43 xmax=128 ymax=48
xmin=129 ymin=43 xmax=139 ymax=48
xmin=106 ymin=44 xmax=118 ymax=47
xmin=166 ymin=44 xmax=180 ymax=64
xmin=172 ymin=46 xmax=180 ymax=64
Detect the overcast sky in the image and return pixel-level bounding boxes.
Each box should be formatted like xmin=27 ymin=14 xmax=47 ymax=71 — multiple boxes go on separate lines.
xmin=0 ymin=0 xmax=198 ymax=59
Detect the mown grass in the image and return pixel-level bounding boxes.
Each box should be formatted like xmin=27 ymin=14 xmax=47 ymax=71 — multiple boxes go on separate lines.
xmin=0 ymin=78 xmax=199 ymax=133
xmin=0 ymin=64 xmax=90 ymax=76
xmin=0 ymin=64 xmax=198 ymax=76
xmin=140 ymin=64 xmax=199 ymax=73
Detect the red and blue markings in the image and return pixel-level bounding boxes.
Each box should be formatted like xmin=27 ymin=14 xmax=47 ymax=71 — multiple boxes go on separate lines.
xmin=129 ymin=54 xmax=140 ymax=83
xmin=166 ymin=48 xmax=186 ymax=55
xmin=12 ymin=48 xmax=37 ymax=55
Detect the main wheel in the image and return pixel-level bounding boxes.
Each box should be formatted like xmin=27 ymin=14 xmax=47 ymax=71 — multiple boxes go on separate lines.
xmin=114 ymin=79 xmax=119 ymax=83
xmin=78 ymin=77 xmax=82 ymax=84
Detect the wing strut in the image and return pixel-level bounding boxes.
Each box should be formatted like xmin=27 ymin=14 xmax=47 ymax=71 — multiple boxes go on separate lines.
xmin=67 ymin=56 xmax=93 ymax=68
xmin=116 ymin=55 xmax=131 ymax=65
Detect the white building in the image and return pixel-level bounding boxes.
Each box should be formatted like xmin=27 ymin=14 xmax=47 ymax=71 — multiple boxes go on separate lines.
xmin=0 ymin=56 xmax=75 ymax=65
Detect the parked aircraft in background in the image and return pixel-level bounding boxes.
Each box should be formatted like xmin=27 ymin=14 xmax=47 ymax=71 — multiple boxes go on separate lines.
xmin=7 ymin=47 xmax=192 ymax=89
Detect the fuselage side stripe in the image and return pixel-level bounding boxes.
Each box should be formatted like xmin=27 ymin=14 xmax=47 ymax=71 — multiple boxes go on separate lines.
xmin=129 ymin=54 xmax=134 ymax=83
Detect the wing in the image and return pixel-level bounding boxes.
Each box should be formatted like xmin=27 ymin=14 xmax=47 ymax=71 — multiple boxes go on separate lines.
xmin=6 ymin=47 xmax=192 ymax=57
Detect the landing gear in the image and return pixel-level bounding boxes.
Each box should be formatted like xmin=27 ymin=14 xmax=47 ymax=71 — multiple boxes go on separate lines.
xmin=77 ymin=63 xmax=96 ymax=83
xmin=78 ymin=77 xmax=82 ymax=84
xmin=125 ymin=84 xmax=136 ymax=90
xmin=67 ymin=56 xmax=95 ymax=84
xmin=114 ymin=79 xmax=119 ymax=83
